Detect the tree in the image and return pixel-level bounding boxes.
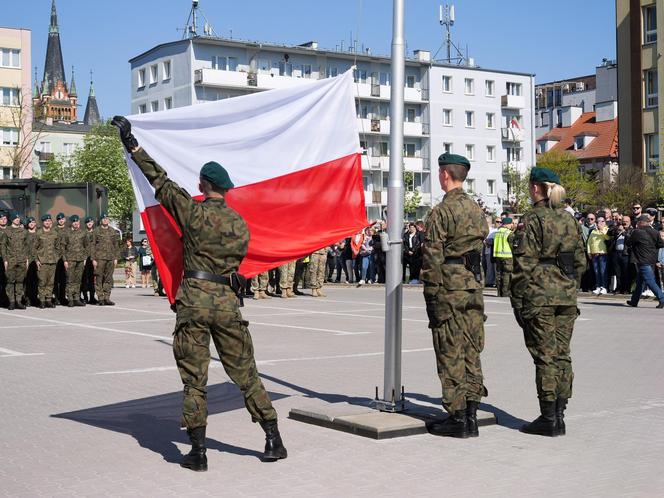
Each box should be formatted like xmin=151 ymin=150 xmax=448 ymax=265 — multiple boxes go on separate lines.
xmin=403 ymin=171 xmax=422 ymax=217
xmin=504 ymin=164 xmax=530 ymax=214
xmin=40 ymin=155 xmax=78 ymax=183
xmin=5 ymin=86 xmax=42 ymax=178
xmin=536 ymin=151 xmax=599 ymax=208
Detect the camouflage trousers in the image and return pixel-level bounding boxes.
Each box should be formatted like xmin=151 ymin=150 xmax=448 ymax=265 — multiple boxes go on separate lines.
xmin=38 ymin=263 xmax=56 ymax=302
xmin=522 ymin=305 xmax=577 ymax=401
xmin=66 ymin=260 xmax=86 ymax=302
xmin=124 ymin=261 xmax=136 ymax=287
xmin=95 ymin=259 xmax=115 ymax=301
xmin=251 ymin=272 xmax=269 ymax=292
xmin=306 ymin=252 xmax=327 ymax=289
xmin=173 ymin=305 xmax=277 ymax=429
xmin=6 ymin=262 xmax=26 ymax=303
xmin=278 ymin=261 xmax=296 ymax=290
xmin=429 ymin=289 xmax=486 ymax=413
xmin=495 ymin=258 xmax=513 ymax=297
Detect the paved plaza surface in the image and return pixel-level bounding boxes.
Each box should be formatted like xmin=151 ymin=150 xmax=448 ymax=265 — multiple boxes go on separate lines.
xmin=0 ymin=284 xmax=662 ymax=497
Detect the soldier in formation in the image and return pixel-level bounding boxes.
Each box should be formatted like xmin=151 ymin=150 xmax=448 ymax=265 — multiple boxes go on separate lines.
xmin=63 ymin=215 xmax=89 ymax=307
xmin=92 ymin=213 xmax=120 ymax=306
xmin=35 ymin=214 xmax=60 ymax=308
xmin=307 ymin=247 xmax=327 ymax=297
xmin=3 ymin=212 xmax=28 ymax=309
xmin=53 ymin=212 xmax=68 ymax=304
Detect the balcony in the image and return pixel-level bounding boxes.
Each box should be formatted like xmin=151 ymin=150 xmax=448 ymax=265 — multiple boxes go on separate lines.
xmin=501 ymin=126 xmax=525 ymax=142
xmin=502 ymin=161 xmax=527 ymax=177
xmin=501 ymin=94 xmax=526 ymax=109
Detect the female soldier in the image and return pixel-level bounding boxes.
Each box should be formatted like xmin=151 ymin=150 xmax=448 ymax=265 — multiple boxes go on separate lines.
xmin=510 ymin=167 xmax=586 ymax=437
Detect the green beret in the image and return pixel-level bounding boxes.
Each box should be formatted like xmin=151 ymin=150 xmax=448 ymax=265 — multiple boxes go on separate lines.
xmin=530 ymin=167 xmax=561 ymax=185
xmin=200 ymin=161 xmax=234 ymax=189
xmin=0 ymin=211 xmax=7 ymax=218
xmin=438 ymin=153 xmax=471 ymax=170
xmin=56 ymin=212 xmax=66 ymax=220
xmin=26 ymin=216 xmax=35 ymax=223
xmin=99 ymin=212 xmax=109 ymax=220
xmin=10 ymin=211 xmax=20 ymax=221
xmin=84 ymin=216 xmax=94 ymax=223
xmin=69 ymin=214 xmax=80 ymax=222
xmin=41 ymin=214 xmax=52 ymax=222
xmin=501 ymin=217 xmax=513 ymax=225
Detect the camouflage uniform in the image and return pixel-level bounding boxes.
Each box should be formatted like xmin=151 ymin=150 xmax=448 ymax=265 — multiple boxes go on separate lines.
xmin=3 ymin=226 xmax=28 ymax=305
xmin=421 ymin=187 xmax=489 ymax=413
xmin=278 ymin=261 xmax=296 ymax=296
xmin=82 ymin=227 xmax=96 ymax=302
xmin=510 ymin=200 xmax=586 ymax=402
xmin=35 ymin=228 xmax=61 ymax=304
xmin=64 ymin=228 xmax=89 ymax=302
xmin=252 ymin=271 xmax=270 ymax=299
xmin=307 ymin=248 xmax=327 ymax=291
xmin=0 ymin=225 xmax=8 ymax=306
xmin=92 ymin=226 xmax=120 ymax=302
xmin=54 ymin=224 xmax=68 ymax=303
xmin=131 ymin=148 xmax=277 ymax=429
xmin=25 ymin=229 xmax=39 ymax=305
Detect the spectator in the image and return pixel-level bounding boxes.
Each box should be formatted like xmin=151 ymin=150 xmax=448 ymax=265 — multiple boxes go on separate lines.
xmin=326 ymin=243 xmax=340 ymax=282
xmin=351 ymin=231 xmax=364 ymax=282
xmin=335 ymin=239 xmax=349 ymax=283
xmin=645 ymin=207 xmax=661 ymax=230
xmin=483 ymin=217 xmax=501 ymax=287
xmin=626 ymin=214 xmax=664 ymax=308
xmin=371 ymin=221 xmax=387 ymax=284
xmin=402 ymin=222 xmax=423 ymax=283
xmin=579 ymin=213 xmax=596 ymax=292
xmin=608 ymin=217 xmax=632 ymax=294
xmin=563 ymin=198 xmax=575 ymax=217
xmin=122 ymin=238 xmax=138 ymax=288
xmin=657 ymin=228 xmax=664 ymax=288
xmin=341 ymin=237 xmax=354 ymax=283
xmin=630 ymin=203 xmax=643 ymax=226
xmin=357 ymin=227 xmax=374 ymax=285
xmin=587 ymin=216 xmax=610 ymax=294
xmin=137 ymin=238 xmax=154 ymax=290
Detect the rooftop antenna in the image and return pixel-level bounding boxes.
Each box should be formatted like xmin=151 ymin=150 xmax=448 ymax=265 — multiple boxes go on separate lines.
xmin=437 ymin=4 xmax=466 ymax=64
xmin=181 ymin=0 xmax=216 ymax=39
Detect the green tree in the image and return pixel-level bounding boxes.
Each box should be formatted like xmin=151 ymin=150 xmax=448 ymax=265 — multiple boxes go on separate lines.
xmin=504 ymin=164 xmax=530 ymax=214
xmin=536 ymin=151 xmax=598 ymax=207
xmin=40 ymin=156 xmax=78 ymax=183
xmin=403 ymin=171 xmax=422 ymax=217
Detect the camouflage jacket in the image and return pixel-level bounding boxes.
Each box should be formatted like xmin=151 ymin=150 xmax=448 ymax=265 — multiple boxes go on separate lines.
xmin=64 ymin=228 xmax=90 ymax=262
xmin=131 ymin=148 xmax=248 ymax=309
xmin=92 ymin=227 xmax=120 ymax=261
xmin=2 ymin=226 xmax=29 ymax=264
xmin=35 ymin=228 xmax=61 ymax=264
xmin=510 ymin=200 xmax=587 ymax=308
xmin=421 ymin=187 xmax=488 ymax=291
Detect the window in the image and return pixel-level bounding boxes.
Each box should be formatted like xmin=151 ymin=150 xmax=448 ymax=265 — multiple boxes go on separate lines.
xmin=150 ymin=64 xmax=158 ymax=84
xmin=138 ymin=104 xmax=147 ymax=114
xmin=406 ymin=75 xmax=416 ymax=88
xmin=228 ymin=57 xmax=238 ymax=71
xmin=442 ymin=108 xmax=453 ymax=126
xmin=326 ymin=66 xmax=338 ymax=78
xmin=406 ymin=108 xmax=416 ymax=123
xmin=645 ymin=133 xmax=659 ymax=170
xmin=464 ymin=78 xmax=474 ymax=95
xmin=486 ymin=112 xmax=495 ymax=129
xmin=379 ymin=72 xmax=390 ymax=86
xmin=465 ymin=111 xmax=475 ymax=128
xmin=301 ymin=64 xmax=312 ymax=78
xmin=645 ymin=69 xmax=658 ymax=108
xmin=150 ymin=101 xmax=159 ymax=112
xmin=506 ymin=82 xmax=522 ymax=96
xmin=63 ymin=143 xmax=75 ymax=156
xmin=443 ymin=142 xmax=453 ymax=154
xmin=487 ymin=145 xmax=496 ymax=162
xmin=487 ymin=179 xmax=495 ymax=195
xmin=39 ymin=141 xmax=51 ymax=153
xmin=0 ymin=48 xmax=20 ymax=68
xmin=279 ymin=61 xmax=293 ymax=76
xmin=575 ymin=137 xmax=585 ymax=150
xmin=354 ymin=68 xmax=367 ymax=83
xmin=465 ymin=178 xmax=475 ymax=193
xmin=379 ymin=141 xmax=389 ymax=156
xmin=164 ymin=97 xmax=173 ymax=110
xmin=465 ymin=144 xmax=475 ymax=160
xmin=644 ymin=5 xmax=657 ymax=44
xmin=2 ymin=167 xmax=10 ymax=179
xmin=1 ymin=87 xmax=19 ymax=106
xmin=212 ymin=56 xmax=225 ymax=70
xmin=162 ymin=60 xmax=172 ymax=80
xmin=442 ymin=75 xmax=452 ymax=92
xmin=404 ymin=143 xmax=417 ymax=157
xmin=506 ymin=146 xmax=522 ymax=162
xmin=138 ymin=68 xmax=146 ymax=88
xmin=1 ymin=128 xmax=19 ymax=146
xmin=258 ymin=59 xmax=271 ymax=74
xmin=485 ymin=80 xmax=495 ymax=97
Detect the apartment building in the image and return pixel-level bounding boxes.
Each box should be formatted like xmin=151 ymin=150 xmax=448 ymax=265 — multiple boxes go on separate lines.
xmin=129 ymin=37 xmax=534 ymax=216
xmin=0 ymin=27 xmax=31 ymax=179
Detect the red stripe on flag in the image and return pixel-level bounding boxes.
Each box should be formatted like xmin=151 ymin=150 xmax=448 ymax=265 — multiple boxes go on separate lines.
xmin=141 ymin=153 xmax=367 ymax=302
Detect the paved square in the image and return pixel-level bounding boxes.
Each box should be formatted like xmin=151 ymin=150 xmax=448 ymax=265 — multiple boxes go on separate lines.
xmin=0 ymin=286 xmax=661 ymax=497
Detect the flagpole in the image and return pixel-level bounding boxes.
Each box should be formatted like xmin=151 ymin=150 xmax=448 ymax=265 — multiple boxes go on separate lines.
xmin=376 ymin=0 xmax=405 ymax=412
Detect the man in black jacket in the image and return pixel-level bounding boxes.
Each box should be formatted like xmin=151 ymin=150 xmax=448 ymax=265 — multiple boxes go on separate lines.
xmin=626 ymin=214 xmax=664 ymax=308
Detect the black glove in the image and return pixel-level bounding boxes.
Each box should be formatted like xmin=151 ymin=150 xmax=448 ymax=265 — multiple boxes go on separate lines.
xmin=111 ymin=115 xmax=139 ymax=151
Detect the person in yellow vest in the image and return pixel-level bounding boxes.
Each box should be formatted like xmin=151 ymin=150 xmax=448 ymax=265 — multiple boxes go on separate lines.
xmin=493 ymin=217 xmax=515 ymax=297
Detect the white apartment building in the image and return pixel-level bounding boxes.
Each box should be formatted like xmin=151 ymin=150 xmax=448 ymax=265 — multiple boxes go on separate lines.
xmin=129 ymin=37 xmax=535 ymax=216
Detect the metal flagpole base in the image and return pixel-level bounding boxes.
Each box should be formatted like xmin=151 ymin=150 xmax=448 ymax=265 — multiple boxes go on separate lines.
xmin=372 ymin=386 xmax=406 ymax=413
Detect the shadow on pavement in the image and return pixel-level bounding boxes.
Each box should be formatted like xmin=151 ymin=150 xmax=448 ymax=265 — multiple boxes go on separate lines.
xmin=52 ymin=382 xmax=287 ymax=462
xmin=259 ymin=372 xmax=375 ymax=407
xmin=581 ymin=301 xmax=635 ymax=308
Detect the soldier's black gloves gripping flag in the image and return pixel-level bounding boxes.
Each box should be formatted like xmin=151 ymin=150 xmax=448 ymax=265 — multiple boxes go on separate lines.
xmin=111 ymin=115 xmax=139 ymax=151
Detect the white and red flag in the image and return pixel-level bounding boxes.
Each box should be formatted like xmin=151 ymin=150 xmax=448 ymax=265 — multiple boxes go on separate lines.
xmin=125 ymin=70 xmax=367 ymax=301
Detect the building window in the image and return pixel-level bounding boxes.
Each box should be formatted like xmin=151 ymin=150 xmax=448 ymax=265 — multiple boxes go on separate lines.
xmin=442 ymin=75 xmax=452 ymax=92
xmin=487 ymin=179 xmax=495 ymax=195
xmin=465 ymin=178 xmax=475 ymax=193
xmin=379 ymin=141 xmax=389 ymax=156
xmin=2 ymin=128 xmax=19 ymax=146
xmin=279 ymin=61 xmax=293 ymax=77
xmin=644 ymin=5 xmax=657 ymax=44
xmin=506 ymin=146 xmax=522 ymax=162
xmin=487 ymin=145 xmax=496 ymax=162
xmin=465 ymin=111 xmax=475 ymax=128
xmin=406 ymin=108 xmax=416 ymax=123
xmin=645 ymin=69 xmax=658 ymax=108
xmin=379 ymin=72 xmax=390 ymax=86
xmin=645 ymin=133 xmax=659 ymax=170
xmin=63 ymin=143 xmax=75 ymax=156
xmin=464 ymin=78 xmax=474 ymax=95
xmin=485 ymin=80 xmax=495 ymax=97
xmin=354 ymin=68 xmax=367 ymax=83
xmin=228 ymin=57 xmax=238 ymax=71
xmin=0 ymin=48 xmax=20 ymax=68
xmin=2 ymin=167 xmax=11 ymax=179
xmin=162 ymin=60 xmax=172 ymax=80
xmin=443 ymin=108 xmax=453 ymax=126
xmin=150 ymin=64 xmax=158 ymax=85
xmin=406 ymin=75 xmax=416 ymax=88
xmin=486 ymin=112 xmax=495 ymax=129
xmin=138 ymin=69 xmax=146 ymax=88
xmin=404 ymin=143 xmax=417 ymax=157
xmin=506 ymin=82 xmax=522 ymax=96
xmin=164 ymin=97 xmax=173 ymax=110
xmin=465 ymin=144 xmax=475 ymax=160
xmin=138 ymin=104 xmax=147 ymax=114
xmin=575 ymin=137 xmax=585 ymax=150
xmin=150 ymin=101 xmax=159 ymax=112
xmin=443 ymin=142 xmax=453 ymax=154
xmin=326 ymin=66 xmax=338 ymax=78
xmin=302 ymin=64 xmax=312 ymax=78
xmin=1 ymin=87 xmax=19 ymax=106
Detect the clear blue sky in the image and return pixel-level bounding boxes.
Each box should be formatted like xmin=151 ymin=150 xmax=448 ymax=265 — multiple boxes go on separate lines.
xmin=5 ymin=0 xmax=616 ymax=118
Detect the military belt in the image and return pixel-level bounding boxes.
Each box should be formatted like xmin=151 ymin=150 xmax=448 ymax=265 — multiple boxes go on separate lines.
xmin=442 ymin=257 xmax=464 ymax=265
xmin=183 ymin=270 xmax=231 ymax=285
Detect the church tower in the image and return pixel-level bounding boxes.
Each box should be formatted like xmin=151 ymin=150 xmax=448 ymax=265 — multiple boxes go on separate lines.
xmin=83 ymin=75 xmax=101 ymax=126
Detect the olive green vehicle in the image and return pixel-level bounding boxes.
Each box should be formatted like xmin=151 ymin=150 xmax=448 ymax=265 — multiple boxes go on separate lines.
xmin=0 ymin=179 xmax=108 ymax=221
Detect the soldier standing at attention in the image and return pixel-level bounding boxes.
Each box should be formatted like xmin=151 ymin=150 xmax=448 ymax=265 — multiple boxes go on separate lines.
xmin=510 ymin=167 xmax=586 ymax=437
xmin=493 ymin=217 xmax=515 ymax=297
xmin=24 ymin=217 xmax=39 ymax=306
xmin=252 ymin=271 xmax=271 ymax=300
xmin=308 ymin=248 xmax=328 ymax=297
xmin=278 ymin=260 xmax=296 ymax=298
xmin=92 ymin=213 xmax=119 ymax=306
xmin=112 ymin=115 xmax=287 ymax=472
xmin=3 ymin=212 xmax=28 ymax=309
xmin=64 ymin=215 xmax=89 ymax=307
xmin=35 ymin=214 xmax=60 ymax=308
xmin=0 ymin=210 xmax=8 ymax=307
xmin=53 ymin=213 xmax=68 ymax=305
xmin=81 ymin=216 xmax=97 ymax=304
xmin=421 ymin=153 xmax=488 ymax=439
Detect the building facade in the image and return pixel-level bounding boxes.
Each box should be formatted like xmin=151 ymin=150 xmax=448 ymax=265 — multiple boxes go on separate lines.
xmin=616 ymin=0 xmax=663 ymax=175
xmin=129 ymin=37 xmax=534 ymax=217
xmin=0 ymin=27 xmax=31 ymax=179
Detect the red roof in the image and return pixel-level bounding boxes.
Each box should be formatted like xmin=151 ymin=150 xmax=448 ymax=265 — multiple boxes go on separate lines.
xmin=538 ymin=112 xmax=618 ymax=161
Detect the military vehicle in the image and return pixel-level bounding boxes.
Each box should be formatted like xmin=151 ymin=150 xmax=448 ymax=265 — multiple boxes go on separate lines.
xmin=0 ymin=179 xmax=108 ymax=221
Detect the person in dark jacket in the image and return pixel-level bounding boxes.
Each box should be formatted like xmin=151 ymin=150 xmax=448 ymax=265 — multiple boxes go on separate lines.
xmin=607 ymin=216 xmax=633 ymax=294
xmin=626 ymin=214 xmax=664 ymax=308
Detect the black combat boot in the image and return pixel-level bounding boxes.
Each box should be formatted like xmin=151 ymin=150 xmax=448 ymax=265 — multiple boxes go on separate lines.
xmin=556 ymin=398 xmax=568 ymax=436
xmin=104 ymin=299 xmax=115 ymax=306
xmin=68 ymin=299 xmax=74 ymax=307
xmin=260 ymin=420 xmax=288 ymax=461
xmin=428 ymin=410 xmax=469 ymax=438
xmin=8 ymin=302 xmax=15 ymax=310
xmin=520 ymin=400 xmax=558 ymax=437
xmin=38 ymin=299 xmax=45 ymax=309
xmin=466 ymin=400 xmax=479 ymax=438
xmin=74 ymin=299 xmax=86 ymax=307
xmin=180 ymin=426 xmax=207 ymax=472
xmin=14 ymin=302 xmax=25 ymax=310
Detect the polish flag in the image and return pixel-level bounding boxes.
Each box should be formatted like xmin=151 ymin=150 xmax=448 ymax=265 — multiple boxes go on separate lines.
xmin=125 ymin=70 xmax=367 ymax=301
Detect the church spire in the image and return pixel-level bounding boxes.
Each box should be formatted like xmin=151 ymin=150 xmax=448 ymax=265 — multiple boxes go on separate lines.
xmin=69 ymin=66 xmax=77 ymax=96
xmin=43 ymin=0 xmax=66 ymax=91
xmin=84 ymin=71 xmax=101 ymax=126
xmin=49 ymin=0 xmax=59 ymax=34
xmin=33 ymin=66 xmax=39 ymax=98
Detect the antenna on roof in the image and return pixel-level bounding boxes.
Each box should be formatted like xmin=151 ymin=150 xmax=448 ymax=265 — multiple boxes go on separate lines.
xmin=437 ymin=4 xmax=468 ymax=65
xmin=182 ymin=0 xmax=216 ymax=39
